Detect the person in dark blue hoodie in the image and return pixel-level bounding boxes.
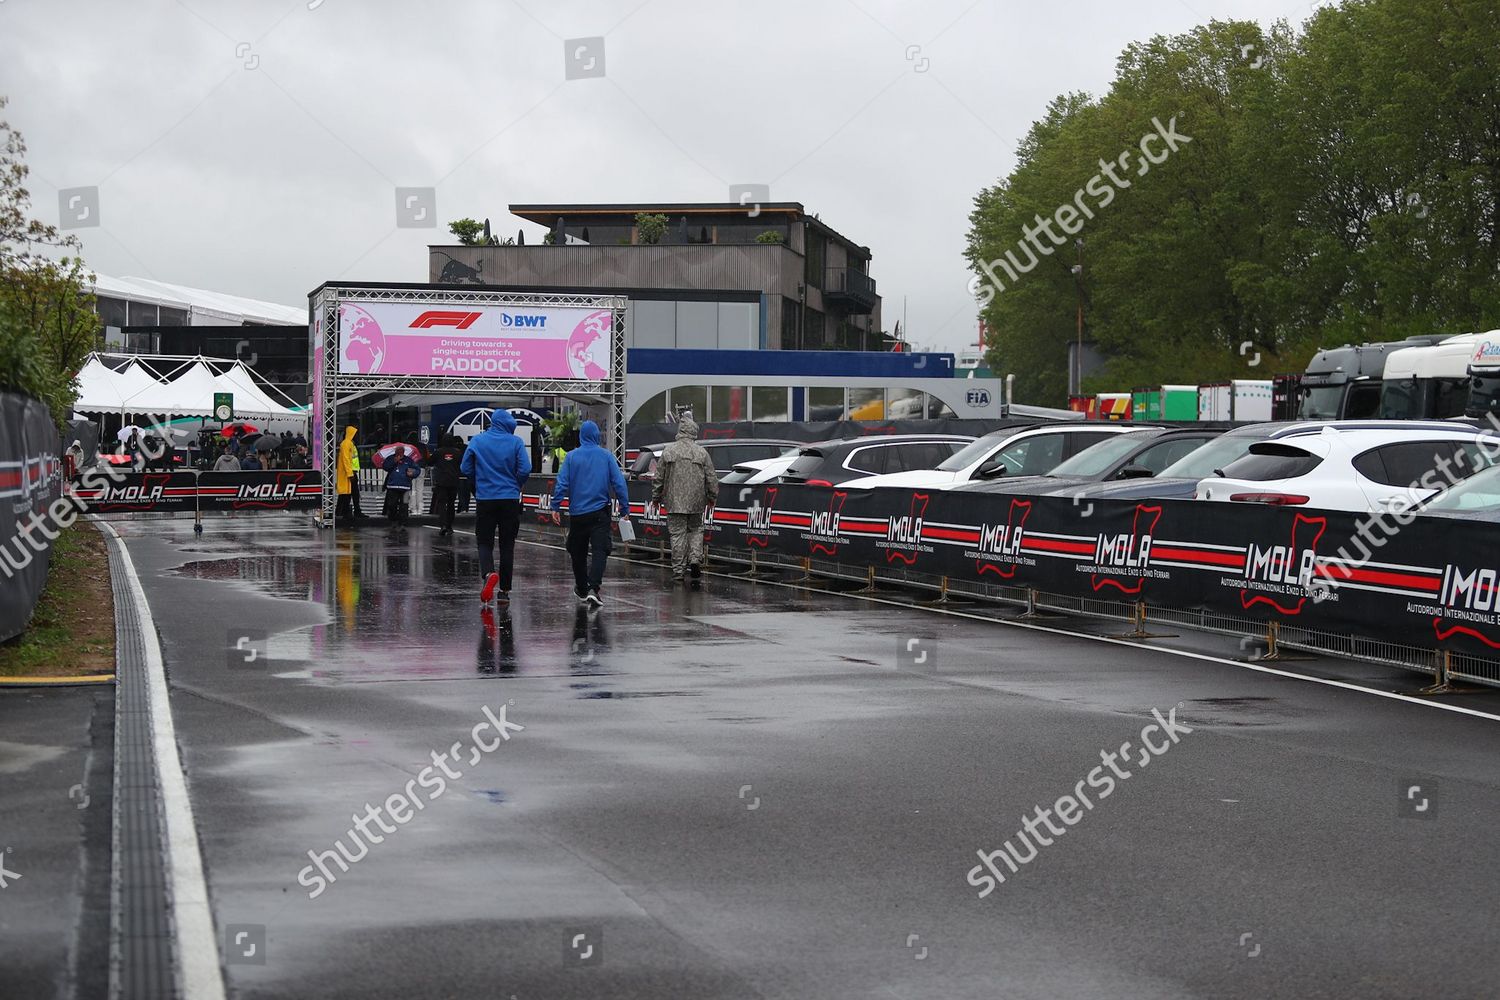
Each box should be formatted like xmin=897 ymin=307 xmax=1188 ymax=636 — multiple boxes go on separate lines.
xmin=550 ymin=419 xmax=628 ymax=606
xmin=461 ymin=409 xmax=532 ymax=604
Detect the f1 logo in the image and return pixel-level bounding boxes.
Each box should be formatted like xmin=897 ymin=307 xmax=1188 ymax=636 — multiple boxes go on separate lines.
xmin=410 ymin=311 xmax=482 ymax=330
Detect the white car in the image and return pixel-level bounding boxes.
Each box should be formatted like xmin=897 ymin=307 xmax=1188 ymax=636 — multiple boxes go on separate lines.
xmin=720 ymin=454 xmax=798 ymax=485
xmin=844 ymin=423 xmax=1148 ymax=490
xmin=1195 ymin=425 xmax=1500 ymax=512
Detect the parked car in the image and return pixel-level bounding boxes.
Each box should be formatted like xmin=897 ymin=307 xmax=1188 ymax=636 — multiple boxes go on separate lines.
xmin=721 ymin=454 xmax=800 ymax=485
xmin=776 ymin=434 xmax=974 ymax=487
xmin=1062 ymin=420 xmax=1482 ymax=502
xmin=1195 ymin=425 xmax=1500 ymax=511
xmin=843 ymin=423 xmax=1149 ymax=490
xmin=950 ymin=428 xmax=1222 ymax=496
xmin=628 ymin=438 xmax=800 ymax=480
xmin=1415 ymin=463 xmax=1500 ymax=520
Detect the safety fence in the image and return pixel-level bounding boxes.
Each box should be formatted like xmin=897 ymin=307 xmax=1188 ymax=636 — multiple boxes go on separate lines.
xmin=0 ymin=392 xmax=63 ymax=642
xmin=514 ymin=477 xmax=1500 ymax=691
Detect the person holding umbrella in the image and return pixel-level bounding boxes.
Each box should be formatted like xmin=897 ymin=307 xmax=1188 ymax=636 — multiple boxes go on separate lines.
xmin=379 ymin=445 xmax=421 ymax=524
xmin=460 ymin=409 xmax=531 ymax=605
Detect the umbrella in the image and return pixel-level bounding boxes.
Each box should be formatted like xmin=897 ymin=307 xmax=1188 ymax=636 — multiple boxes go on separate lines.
xmin=255 ymin=435 xmax=282 ymax=452
xmin=220 ymin=422 xmax=259 ymax=438
xmin=371 ymin=443 xmax=420 ymax=468
xmin=117 ymin=424 xmax=144 ymax=442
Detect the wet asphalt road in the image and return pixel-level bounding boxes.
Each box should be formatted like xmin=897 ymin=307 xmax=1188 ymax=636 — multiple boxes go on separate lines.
xmin=108 ymin=513 xmax=1500 ymax=999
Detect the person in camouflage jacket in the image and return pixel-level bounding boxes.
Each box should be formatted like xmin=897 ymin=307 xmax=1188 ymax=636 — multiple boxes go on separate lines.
xmin=650 ymin=415 xmax=720 ymax=585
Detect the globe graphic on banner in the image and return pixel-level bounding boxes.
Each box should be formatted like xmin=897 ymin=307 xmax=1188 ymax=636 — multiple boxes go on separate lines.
xmin=340 ymin=303 xmax=386 ymax=374
xmin=568 ymin=311 xmax=610 ymax=380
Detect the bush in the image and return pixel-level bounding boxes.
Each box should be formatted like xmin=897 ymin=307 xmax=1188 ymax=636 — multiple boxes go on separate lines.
xmin=755 ymin=230 xmax=784 ymax=244
xmin=634 ymin=213 xmax=669 ymax=245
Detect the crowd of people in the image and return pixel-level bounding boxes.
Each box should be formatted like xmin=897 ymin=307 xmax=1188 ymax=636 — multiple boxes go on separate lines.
xmin=332 ymin=410 xmax=721 ymax=610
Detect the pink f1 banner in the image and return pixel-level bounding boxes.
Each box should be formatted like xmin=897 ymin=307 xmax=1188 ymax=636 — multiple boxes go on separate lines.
xmin=337 ymin=301 xmax=613 ymax=381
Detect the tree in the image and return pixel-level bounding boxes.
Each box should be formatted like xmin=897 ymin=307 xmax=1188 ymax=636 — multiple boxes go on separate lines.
xmin=0 ymin=96 xmax=97 ymax=427
xmin=966 ymin=0 xmax=1499 ymax=405
xmin=635 ymin=213 xmax=669 ymax=245
xmin=446 ymin=217 xmax=512 ymax=246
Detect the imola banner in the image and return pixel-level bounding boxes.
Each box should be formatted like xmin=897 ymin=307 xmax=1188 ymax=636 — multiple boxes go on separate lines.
xmin=527 ymin=477 xmax=1500 ymax=659
xmin=72 ymin=470 xmax=322 ymax=514
xmin=1 ymin=392 xmax=63 ymax=643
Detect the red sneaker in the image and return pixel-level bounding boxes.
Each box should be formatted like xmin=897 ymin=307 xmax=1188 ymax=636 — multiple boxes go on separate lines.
xmin=480 ymin=572 xmax=500 ymax=603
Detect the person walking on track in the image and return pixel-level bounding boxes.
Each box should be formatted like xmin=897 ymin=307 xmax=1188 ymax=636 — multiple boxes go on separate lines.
xmin=651 ymin=414 xmax=719 ymax=587
xmin=427 ymin=434 xmax=466 ymax=537
xmin=550 ymin=420 xmax=628 ymax=607
xmin=462 ymin=409 xmax=532 ymax=605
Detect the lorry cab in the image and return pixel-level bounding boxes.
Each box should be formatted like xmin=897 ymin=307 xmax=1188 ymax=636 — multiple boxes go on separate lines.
xmin=1378 ymin=332 xmax=1488 ymax=420
xmin=1463 ymin=331 xmax=1500 ymax=419
xmin=1297 ymin=335 xmax=1444 ymax=420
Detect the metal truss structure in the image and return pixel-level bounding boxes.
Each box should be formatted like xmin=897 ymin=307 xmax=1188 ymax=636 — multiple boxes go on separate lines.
xmin=311 ymin=284 xmax=627 ymax=527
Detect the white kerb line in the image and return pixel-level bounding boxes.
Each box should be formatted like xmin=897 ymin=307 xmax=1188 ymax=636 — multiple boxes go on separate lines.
xmin=98 ymin=520 xmax=227 ymax=1000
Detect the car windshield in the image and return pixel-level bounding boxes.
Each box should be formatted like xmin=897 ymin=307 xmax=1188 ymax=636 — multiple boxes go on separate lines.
xmin=938 ymin=434 xmax=1014 ymax=471
xmin=1157 ymin=434 xmax=1259 ymax=478
xmin=1048 ymin=433 xmax=1155 ymax=477
xmin=1421 ymin=465 xmax=1500 ymax=512
xmin=1298 ymin=385 xmax=1345 ymax=420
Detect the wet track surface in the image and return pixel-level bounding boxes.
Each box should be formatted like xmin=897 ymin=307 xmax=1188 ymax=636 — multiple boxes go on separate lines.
xmin=106 ymin=514 xmax=1500 ymax=998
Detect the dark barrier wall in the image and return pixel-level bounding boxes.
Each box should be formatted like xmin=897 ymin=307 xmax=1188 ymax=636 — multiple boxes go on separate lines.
xmin=71 ymin=470 xmax=321 ymax=513
xmin=1 ymin=392 xmax=63 ymax=642
xmin=510 ymin=476 xmax=1500 ymax=660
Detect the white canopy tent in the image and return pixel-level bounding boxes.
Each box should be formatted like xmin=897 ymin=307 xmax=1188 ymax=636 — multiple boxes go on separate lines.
xmin=72 ymin=353 xmax=306 ymax=424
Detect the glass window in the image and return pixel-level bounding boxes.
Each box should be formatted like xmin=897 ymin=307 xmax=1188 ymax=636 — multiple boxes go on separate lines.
xmin=1364 ymin=441 xmax=1498 ymax=487
xmin=1052 ymin=433 xmax=1163 ymax=477
xmin=97 ymin=296 xmax=128 ymax=329
xmin=630 ymin=390 xmax=669 ymax=426
xmin=1468 ymin=376 xmax=1500 ymax=418
xmin=1433 ymin=379 xmax=1470 ymax=419
xmin=127 ymin=301 xmax=158 ymax=325
xmin=992 ymin=434 xmax=1068 ymax=476
xmin=940 ymin=434 xmax=1011 ymax=471
xmin=1159 ymin=435 xmax=1257 ymax=478
xmin=1217 ymin=444 xmax=1324 ymax=481
xmin=804 ymin=309 xmax=826 ymax=350
xmin=892 ymin=442 xmax=960 ymax=472
xmin=158 ymin=307 xmax=188 ymax=326
xmin=847 ymin=388 xmax=884 ymax=420
xmin=1422 ymin=466 xmax=1500 ymax=512
xmin=631 ymin=300 xmax=676 ymax=348
xmin=718 ymin=303 xmax=757 ymax=349
xmin=710 ymin=386 xmax=750 ymax=422
xmin=888 ymin=388 xmax=925 ymax=419
xmin=808 ymin=387 xmax=844 ymax=421
xmin=928 ymin=395 xmax=957 ymax=419
xmin=752 ymin=386 xmax=789 ymax=421
xmin=670 ymin=386 xmax=707 ymax=423
xmin=1130 ymin=436 xmax=1215 ymax=474
xmin=1299 ymin=384 xmax=1345 ymax=420
xmin=1379 ymin=380 xmax=1421 ymax=419
xmin=846 ymin=445 xmax=889 ymax=475
xmin=1345 ymin=381 xmax=1382 ymax=419
xmin=675 ymin=301 xmax=718 ymax=350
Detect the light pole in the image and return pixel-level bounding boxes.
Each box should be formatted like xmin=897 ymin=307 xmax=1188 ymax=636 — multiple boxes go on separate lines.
xmin=1069 ymin=239 xmax=1085 ymax=397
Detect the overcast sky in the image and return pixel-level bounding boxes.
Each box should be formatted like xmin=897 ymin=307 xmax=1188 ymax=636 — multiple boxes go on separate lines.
xmin=2 ymin=0 xmax=1316 ymax=352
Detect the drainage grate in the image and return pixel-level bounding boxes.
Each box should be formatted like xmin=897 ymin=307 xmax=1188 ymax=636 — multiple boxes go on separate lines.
xmin=107 ymin=538 xmax=177 ymax=1000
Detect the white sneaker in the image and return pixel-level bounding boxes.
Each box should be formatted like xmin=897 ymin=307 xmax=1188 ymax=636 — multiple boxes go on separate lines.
xmin=585 ymin=590 xmax=603 ymax=608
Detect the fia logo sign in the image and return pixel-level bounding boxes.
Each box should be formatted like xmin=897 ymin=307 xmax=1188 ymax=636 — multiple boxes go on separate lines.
xmin=965 ymin=389 xmax=991 ymax=407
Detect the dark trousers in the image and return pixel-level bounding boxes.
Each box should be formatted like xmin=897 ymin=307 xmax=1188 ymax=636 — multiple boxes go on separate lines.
xmin=335 ymin=493 xmax=353 ymax=524
xmin=351 ymin=481 xmax=365 ymax=518
xmin=566 ymin=507 xmax=613 ymax=595
xmin=475 ymin=499 xmax=522 ymax=591
xmin=432 ymin=484 xmax=458 ymax=531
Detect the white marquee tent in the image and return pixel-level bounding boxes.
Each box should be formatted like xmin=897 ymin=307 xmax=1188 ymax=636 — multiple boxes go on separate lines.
xmin=73 ymin=353 xmax=305 ymax=423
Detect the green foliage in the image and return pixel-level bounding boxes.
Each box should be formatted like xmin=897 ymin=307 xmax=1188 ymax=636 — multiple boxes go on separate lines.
xmin=755 ymin=230 xmax=785 ymax=244
xmin=541 ymin=409 xmax=581 ymax=446
xmin=634 ymin=212 xmax=669 ymax=245
xmin=0 ymin=97 xmax=97 ymax=428
xmin=967 ymin=0 xmax=1500 ymax=405
xmin=447 ymin=217 xmax=501 ymax=246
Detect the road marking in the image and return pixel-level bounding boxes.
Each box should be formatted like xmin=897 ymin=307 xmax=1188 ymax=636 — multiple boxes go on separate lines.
xmin=98 ymin=521 xmax=227 ymax=1000
xmin=499 ymin=528 xmax=1500 ymax=725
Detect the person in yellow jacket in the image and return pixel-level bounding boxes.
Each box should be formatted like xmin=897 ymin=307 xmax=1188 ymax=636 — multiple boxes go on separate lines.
xmin=335 ymin=426 xmax=360 ymax=524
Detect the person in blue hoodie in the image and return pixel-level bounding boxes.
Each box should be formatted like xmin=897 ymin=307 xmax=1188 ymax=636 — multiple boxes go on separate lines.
xmin=461 ymin=409 xmax=532 ymax=604
xmin=550 ymin=419 xmax=628 ymax=606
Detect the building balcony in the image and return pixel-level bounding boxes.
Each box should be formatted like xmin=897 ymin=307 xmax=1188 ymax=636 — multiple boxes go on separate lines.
xmin=823 ymin=267 xmax=878 ymax=314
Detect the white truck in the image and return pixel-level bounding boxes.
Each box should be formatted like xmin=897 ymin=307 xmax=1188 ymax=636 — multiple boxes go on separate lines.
xmin=1377 ymin=332 xmax=1491 ymax=420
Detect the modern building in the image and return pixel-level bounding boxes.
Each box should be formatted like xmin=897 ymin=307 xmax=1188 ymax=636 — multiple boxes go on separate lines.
xmin=91 ymin=274 xmax=308 ymax=403
xmin=428 ymin=202 xmax=883 ymax=352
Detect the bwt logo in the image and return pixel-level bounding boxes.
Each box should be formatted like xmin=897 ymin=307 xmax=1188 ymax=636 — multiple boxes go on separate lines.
xmin=966 ymin=389 xmax=991 ymax=407
xmin=499 ymin=313 xmax=547 ymax=328
xmin=411 ymin=311 xmax=481 ymax=330
xmin=977 ymin=523 xmax=1023 ymax=555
